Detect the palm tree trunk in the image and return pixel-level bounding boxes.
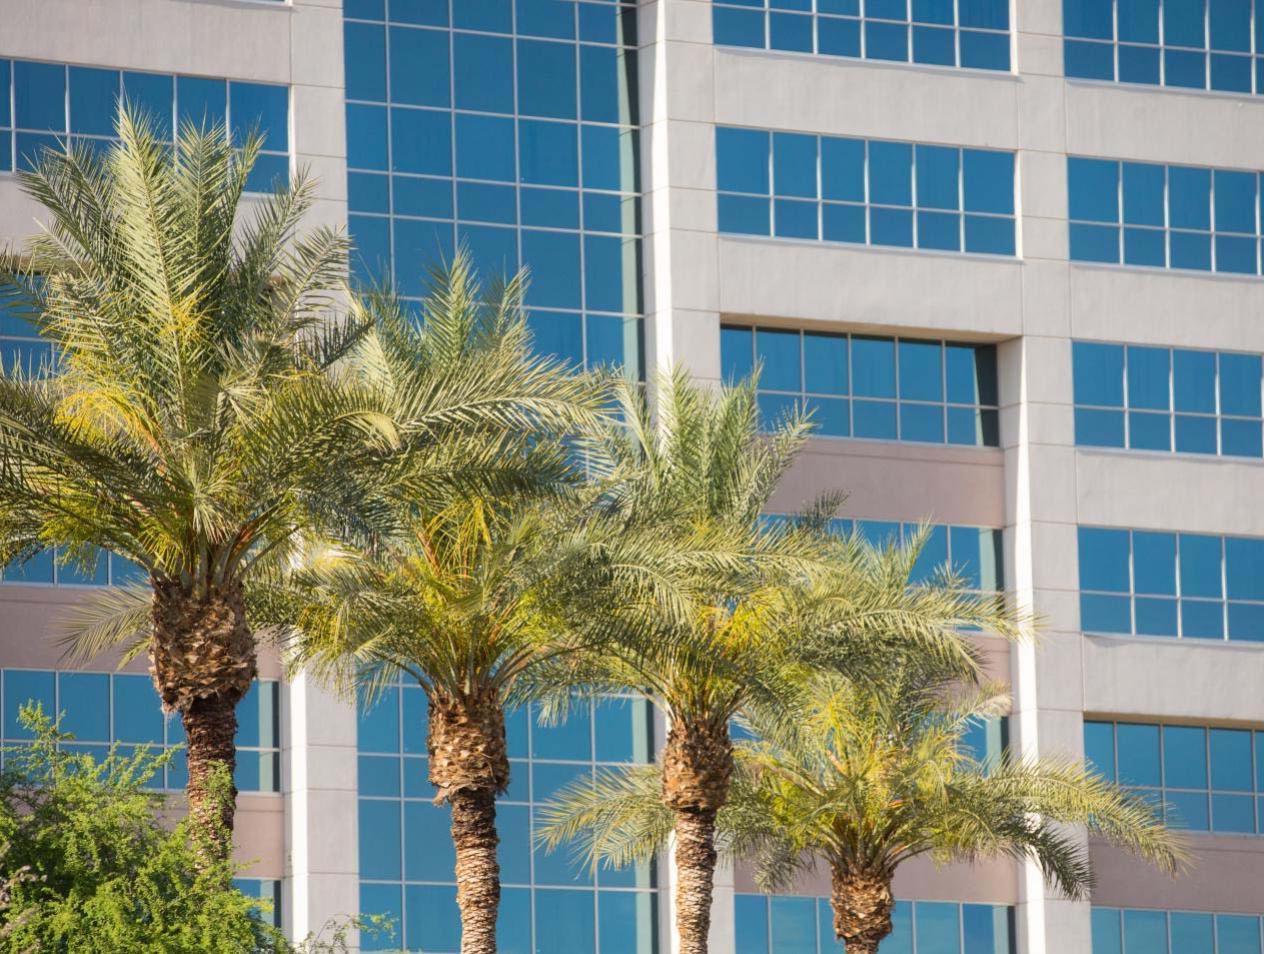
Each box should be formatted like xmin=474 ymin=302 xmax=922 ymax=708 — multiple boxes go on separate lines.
xmin=428 ymin=687 xmax=510 ymax=954
xmin=150 ymin=579 xmax=256 ymax=862
xmin=662 ymin=715 xmax=734 ymax=954
xmin=672 ymin=807 xmax=719 ymax=954
xmin=450 ymin=787 xmax=500 ymax=954
xmin=830 ymin=864 xmax=895 ymax=954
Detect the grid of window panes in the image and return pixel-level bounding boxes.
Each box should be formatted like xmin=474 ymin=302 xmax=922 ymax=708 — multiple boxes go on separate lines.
xmin=716 ymin=127 xmax=1016 ymax=255
xmin=721 ymin=326 xmax=1000 ymax=446
xmin=1064 ymin=0 xmax=1264 ymax=95
xmin=342 ymin=0 xmax=643 ymax=374
xmin=1073 ymin=341 xmax=1264 ymax=458
xmin=233 ymin=878 xmax=283 ymax=929
xmin=1078 ymin=526 xmax=1264 ymax=641
xmin=711 ymin=0 xmax=1010 ymax=72
xmin=0 ymin=59 xmax=289 ymax=191
xmin=1 ymin=547 xmax=146 ymax=587
xmin=0 ymin=669 xmax=280 ymax=792
xmin=1093 ymin=907 xmax=1264 ymax=953
xmin=1085 ymin=720 xmax=1264 ymax=834
xmin=357 ymin=684 xmax=657 ymax=953
xmin=1068 ymin=156 xmax=1264 ymax=274
xmin=734 ymin=896 xmax=1015 ymax=953
xmin=826 ymin=519 xmax=1005 ymax=591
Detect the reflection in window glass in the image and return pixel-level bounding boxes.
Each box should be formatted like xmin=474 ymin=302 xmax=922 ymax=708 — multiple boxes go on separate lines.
xmin=343 ymin=1 xmax=644 ymax=377
xmin=736 ymin=896 xmax=1015 ymax=953
xmin=718 ymin=127 xmax=1016 ymax=257
xmin=1094 ymin=907 xmax=1264 ymax=952
xmin=722 ymin=325 xmax=1000 ymax=447
xmin=1073 ymin=340 xmax=1264 ymax=459
xmin=357 ymin=684 xmax=657 ymax=953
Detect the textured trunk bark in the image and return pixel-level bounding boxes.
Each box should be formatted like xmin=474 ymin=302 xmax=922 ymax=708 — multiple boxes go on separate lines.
xmin=428 ymin=687 xmax=509 ymax=954
xmin=830 ymin=864 xmax=896 ymax=954
xmin=150 ymin=580 xmax=256 ymax=863
xmin=181 ymin=694 xmax=239 ymax=860
xmin=450 ymin=788 xmax=500 ymax=954
xmin=672 ymin=807 xmax=719 ymax=954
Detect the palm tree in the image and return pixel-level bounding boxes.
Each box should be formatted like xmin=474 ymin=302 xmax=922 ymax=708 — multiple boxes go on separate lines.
xmin=265 ymin=271 xmax=605 ymax=954
xmin=0 ymin=110 xmax=594 ymax=860
xmin=540 ymin=654 xmax=1187 ymax=954
xmin=539 ymin=375 xmax=1027 ymax=954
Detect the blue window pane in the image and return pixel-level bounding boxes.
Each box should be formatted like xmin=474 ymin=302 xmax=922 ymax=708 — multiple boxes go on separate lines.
xmin=717 ymin=127 xmax=770 ymax=195
xmin=946 ymin=343 xmax=996 ymax=405
xmin=358 ymin=755 xmax=400 ymax=797
xmin=519 ymin=120 xmax=578 ymax=186
xmin=916 ymin=145 xmax=959 ymax=211
xmin=1065 ymin=0 xmax=1114 ymax=38
xmin=1085 ymin=722 xmax=1117 ymax=779
xmin=1129 ymin=410 xmax=1170 ymax=450
xmin=458 ymin=182 xmax=515 ymax=224
xmin=1092 ymin=909 xmax=1123 ymax=954
xmin=1119 ymin=44 xmax=1162 ymax=83
xmin=344 ymin=23 xmax=387 ymax=102
xmin=714 ymin=7 xmax=766 ymax=47
xmin=1216 ymin=170 xmax=1257 ymax=234
xmin=499 ymin=888 xmax=532 ymax=952
xmin=68 ymin=67 xmax=119 ymax=137
xmin=1221 ymin=352 xmax=1264 ymax=416
xmin=866 ymin=21 xmax=910 ymax=60
xmin=1183 ymin=599 xmax=1225 ymax=638
xmin=1136 ymin=596 xmax=1179 ymax=635
xmin=358 ymin=800 xmax=401 ymax=879
xmin=914 ymin=26 xmax=957 ymax=66
xmin=1170 ymin=166 xmax=1212 ymax=230
xmin=388 ymin=27 xmax=449 ymax=108
xmin=1226 ymin=537 xmax=1264 ymax=600
xmin=908 ymin=524 xmax=950 ymax=584
xmin=869 ymin=141 xmax=913 ymax=206
xmin=1168 ymin=789 xmax=1211 ymax=829
xmin=114 ymin=674 xmax=163 ymax=744
xmin=1170 ymin=913 xmax=1215 ymax=954
xmin=453 ymin=34 xmax=514 ymax=113
xmin=228 ymin=83 xmax=288 ymax=153
xmin=456 ymin=113 xmax=515 ymax=183
xmin=1065 ymin=39 xmax=1116 ymax=79
xmin=349 ymin=215 xmax=391 ymax=287
xmin=1073 ymin=342 xmax=1125 ymax=407
xmin=0 ymin=60 xmax=8 ymax=127
xmin=461 ymin=224 xmax=518 ymax=285
xmin=770 ymin=12 xmax=814 ymax=50
xmin=1122 ymin=910 xmax=1168 ymax=953
xmin=121 ymin=72 xmax=173 ymax=140
xmin=535 ymin=889 xmax=596 ymax=954
xmin=770 ymin=896 xmax=816 ymax=953
xmin=599 ymin=892 xmax=654 ymax=954
xmin=757 ymin=392 xmax=798 ymax=428
xmin=1078 ymin=527 xmax=1131 ymax=592
xmin=898 ymin=340 xmax=943 ymax=401
xmin=1076 ymin=408 xmax=1126 ymax=446
xmin=773 ymin=132 xmax=817 ymax=199
xmin=1211 ymin=0 xmax=1251 ymax=50
xmin=1175 ymin=413 xmax=1217 ymax=453
xmin=1171 ymin=230 xmax=1212 ymax=270
xmin=392 ymin=0 xmax=448 ymax=26
xmin=963 ymin=151 xmax=1014 ymax=215
xmin=1216 ymin=235 xmax=1258 ymax=275
xmin=517 ymin=0 xmax=576 ymax=39
xmin=735 ymin=896 xmax=769 ymax=954
xmin=1231 ymin=600 xmax=1264 ymax=640
xmin=1165 ymin=0 xmax=1208 ymax=47
xmin=915 ymin=902 xmax=960 ymax=954
xmin=822 ymin=137 xmax=865 ymax=201
xmin=390 ymin=108 xmax=450 ymax=176
xmin=1124 ymin=227 xmax=1165 ymax=266
xmin=871 ymin=207 xmax=914 ymax=246
xmin=581 ymin=125 xmax=637 ymax=192
xmin=517 ymin=40 xmax=577 ymax=120
xmin=521 ymin=187 xmax=578 ymax=229
xmin=1117 ymin=723 xmax=1161 ymax=786
xmin=1180 ymin=533 xmax=1223 ymax=598
xmin=819 ymin=17 xmax=862 ymax=57
xmin=869 ymin=0 xmax=909 ymax=17
xmin=349 ymin=172 xmax=390 ymax=214
xmin=404 ymin=800 xmax=454 ymax=881
xmin=1070 ymin=223 xmax=1120 ymax=263
xmin=917 ymin=211 xmax=960 ymax=250
xmin=58 ymin=673 xmax=110 ymax=743
xmin=359 ymin=884 xmax=402 ymax=952
xmin=964 ymin=214 xmax=1014 ymax=255
xmin=960 ymin=30 xmax=1011 ymax=70
xmin=849 ymin=399 xmax=895 ymax=439
xmin=527 ymin=312 xmax=583 ymax=367
xmin=177 ymin=76 xmax=226 ymax=130
xmin=1212 ymin=53 xmax=1253 ymax=91
xmin=15 ymin=62 xmax=66 ymax=132
xmin=3 ymin=547 xmax=54 ymax=583
xmin=1082 ymin=593 xmax=1131 ymax=632
xmin=1126 ymin=346 xmax=1170 ymax=410
xmin=1122 ymin=163 xmax=1163 ymax=226
xmin=1119 ymin=0 xmax=1160 ymax=41
xmin=405 ymin=885 xmax=460 ymax=954
xmin=580 ymin=46 xmax=635 ymax=126
xmin=1133 ymin=531 xmax=1176 ymax=594
xmin=949 ymin=406 xmax=990 ymax=445
xmin=1069 ymin=158 xmax=1119 ymax=223
xmin=1219 ymin=916 xmax=1263 ymax=954
xmin=1222 ymin=419 xmax=1264 ymax=457
xmin=775 ymin=199 xmax=818 ymax=238
xmin=804 ymin=333 xmax=848 ymax=395
xmin=1211 ymin=727 xmax=1252 ymax=790
xmin=806 ymin=397 xmax=849 ymax=435
xmin=960 ymin=0 xmax=1009 ymax=28
xmin=397 ymin=176 xmax=454 ymax=218
xmin=357 ymin=687 xmax=399 ymax=753
xmin=1173 ymin=350 xmax=1216 ymax=413
xmin=244 ymin=154 xmax=288 ymax=194
xmin=756 ymin=329 xmax=801 ymax=392
xmin=852 ymin=337 xmax=896 ymax=398
xmin=345 ymin=104 xmax=389 ymax=171
xmin=900 ymin=403 xmax=944 ymax=442
xmin=719 ymin=195 xmax=770 ymax=235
